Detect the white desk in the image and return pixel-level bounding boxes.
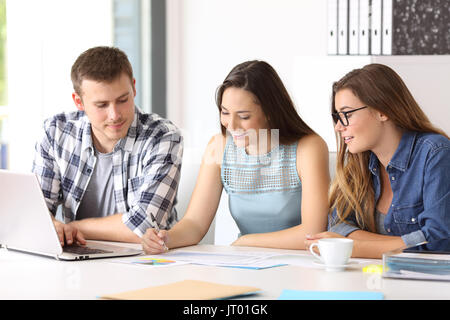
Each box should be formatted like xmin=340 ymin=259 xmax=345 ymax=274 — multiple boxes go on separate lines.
xmin=1 ymin=243 xmax=449 ymax=300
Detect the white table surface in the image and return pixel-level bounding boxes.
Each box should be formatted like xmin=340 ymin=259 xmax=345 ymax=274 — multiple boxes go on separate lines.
xmin=1 ymin=243 xmax=449 ymax=300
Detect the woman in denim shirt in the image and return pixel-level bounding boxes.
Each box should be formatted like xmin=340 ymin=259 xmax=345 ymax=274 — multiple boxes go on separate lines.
xmin=305 ymin=64 xmax=449 ymax=259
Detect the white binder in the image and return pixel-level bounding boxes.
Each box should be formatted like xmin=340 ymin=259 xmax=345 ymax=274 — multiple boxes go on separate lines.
xmin=338 ymin=0 xmax=349 ymax=55
xmin=349 ymin=0 xmax=360 ymax=55
xmin=327 ymin=0 xmax=339 ymax=55
xmin=359 ymin=0 xmax=370 ymax=55
xmin=382 ymin=0 xmax=393 ymax=55
xmin=371 ymin=0 xmax=382 ymax=55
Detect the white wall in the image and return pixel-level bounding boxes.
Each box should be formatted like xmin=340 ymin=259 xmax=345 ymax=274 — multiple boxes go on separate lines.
xmin=371 ymin=55 xmax=450 ymax=136
xmin=167 ymin=0 xmax=450 ymax=245
xmin=292 ymin=55 xmax=450 ymax=152
xmin=6 ymin=0 xmax=113 ymax=172
xmin=167 ymin=0 xmax=327 ymax=150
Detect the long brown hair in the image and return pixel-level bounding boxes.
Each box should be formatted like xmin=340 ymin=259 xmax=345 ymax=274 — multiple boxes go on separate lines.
xmin=330 ymin=63 xmax=448 ymax=232
xmin=215 ymin=60 xmax=315 ymax=144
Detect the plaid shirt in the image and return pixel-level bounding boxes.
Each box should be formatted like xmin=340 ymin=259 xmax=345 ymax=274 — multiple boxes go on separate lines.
xmin=32 ymin=107 xmax=183 ymax=237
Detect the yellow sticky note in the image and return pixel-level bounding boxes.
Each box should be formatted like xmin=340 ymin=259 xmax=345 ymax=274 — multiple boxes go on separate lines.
xmin=363 ymin=264 xmax=385 ymax=274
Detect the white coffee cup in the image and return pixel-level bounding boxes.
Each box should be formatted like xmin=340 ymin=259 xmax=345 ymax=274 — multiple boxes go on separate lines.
xmin=309 ymin=238 xmax=354 ymax=271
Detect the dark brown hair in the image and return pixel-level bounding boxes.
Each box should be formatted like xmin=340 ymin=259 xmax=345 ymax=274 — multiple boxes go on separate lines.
xmin=215 ymin=60 xmax=315 ymax=144
xmin=71 ymin=46 xmax=134 ymax=96
xmin=330 ymin=63 xmax=448 ymax=232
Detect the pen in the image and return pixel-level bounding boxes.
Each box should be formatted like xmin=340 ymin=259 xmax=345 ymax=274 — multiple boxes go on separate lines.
xmin=151 ymin=213 xmax=169 ymax=251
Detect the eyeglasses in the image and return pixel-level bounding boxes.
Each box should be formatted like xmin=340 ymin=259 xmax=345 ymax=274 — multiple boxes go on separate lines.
xmin=331 ymin=106 xmax=368 ymax=127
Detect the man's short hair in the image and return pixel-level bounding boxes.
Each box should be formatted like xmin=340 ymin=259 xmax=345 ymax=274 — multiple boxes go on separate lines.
xmin=71 ymin=46 xmax=134 ymax=96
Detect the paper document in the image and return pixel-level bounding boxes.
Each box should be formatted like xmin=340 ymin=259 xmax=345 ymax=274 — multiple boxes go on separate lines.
xmin=399 ymin=270 xmax=450 ymax=281
xmin=384 ymin=269 xmax=450 ymax=281
xmin=112 ymin=256 xmax=189 ymax=268
xmin=265 ymin=253 xmax=373 ymax=269
xmin=392 ymin=252 xmax=450 ymax=260
xmin=155 ymin=250 xmax=287 ymax=269
xmin=111 ymin=250 xmax=375 ymax=270
xmin=383 ymin=251 xmax=450 ymax=280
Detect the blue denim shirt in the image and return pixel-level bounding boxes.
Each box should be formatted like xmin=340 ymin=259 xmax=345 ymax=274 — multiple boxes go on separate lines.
xmin=329 ymin=131 xmax=450 ymax=247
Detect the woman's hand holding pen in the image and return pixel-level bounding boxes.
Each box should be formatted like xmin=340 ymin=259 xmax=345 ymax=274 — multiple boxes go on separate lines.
xmin=142 ymin=228 xmax=169 ymax=254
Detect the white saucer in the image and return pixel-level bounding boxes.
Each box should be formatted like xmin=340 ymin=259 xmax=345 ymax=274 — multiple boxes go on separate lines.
xmin=313 ymin=260 xmax=359 ymax=271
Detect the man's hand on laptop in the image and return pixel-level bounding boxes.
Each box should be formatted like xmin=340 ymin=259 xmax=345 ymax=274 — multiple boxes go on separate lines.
xmin=52 ymin=219 xmax=87 ymax=246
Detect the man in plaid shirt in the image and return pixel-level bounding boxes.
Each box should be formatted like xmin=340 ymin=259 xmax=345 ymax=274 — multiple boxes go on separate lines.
xmin=32 ymin=46 xmax=183 ymax=246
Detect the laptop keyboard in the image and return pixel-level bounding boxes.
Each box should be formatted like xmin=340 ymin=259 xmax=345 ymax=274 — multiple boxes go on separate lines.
xmin=63 ymin=244 xmax=113 ymax=255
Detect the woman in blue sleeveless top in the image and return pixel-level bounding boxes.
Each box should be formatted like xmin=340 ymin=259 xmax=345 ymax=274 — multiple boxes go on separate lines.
xmin=142 ymin=61 xmax=330 ymax=253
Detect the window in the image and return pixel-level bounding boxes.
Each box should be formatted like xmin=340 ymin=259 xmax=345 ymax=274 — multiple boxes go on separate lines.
xmin=0 ymin=0 xmax=6 ymax=106
xmin=0 ymin=0 xmax=8 ymax=169
xmin=114 ymin=0 xmax=143 ymax=109
xmin=113 ymin=0 xmax=166 ymax=117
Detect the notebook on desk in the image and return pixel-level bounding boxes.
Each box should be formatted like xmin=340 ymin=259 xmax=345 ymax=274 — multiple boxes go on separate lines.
xmin=0 ymin=170 xmax=142 ymax=261
xmin=382 ymin=238 xmax=450 ymax=281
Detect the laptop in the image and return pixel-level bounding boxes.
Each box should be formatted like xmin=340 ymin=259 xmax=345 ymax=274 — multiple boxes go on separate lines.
xmin=0 ymin=170 xmax=143 ymax=260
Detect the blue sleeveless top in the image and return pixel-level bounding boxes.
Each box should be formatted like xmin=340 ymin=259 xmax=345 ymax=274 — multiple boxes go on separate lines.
xmin=221 ymin=137 xmax=302 ymax=236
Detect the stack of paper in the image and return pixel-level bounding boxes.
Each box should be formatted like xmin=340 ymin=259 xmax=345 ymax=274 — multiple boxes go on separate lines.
xmin=383 ymin=252 xmax=450 ymax=281
xmin=147 ymin=250 xmax=288 ymax=270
